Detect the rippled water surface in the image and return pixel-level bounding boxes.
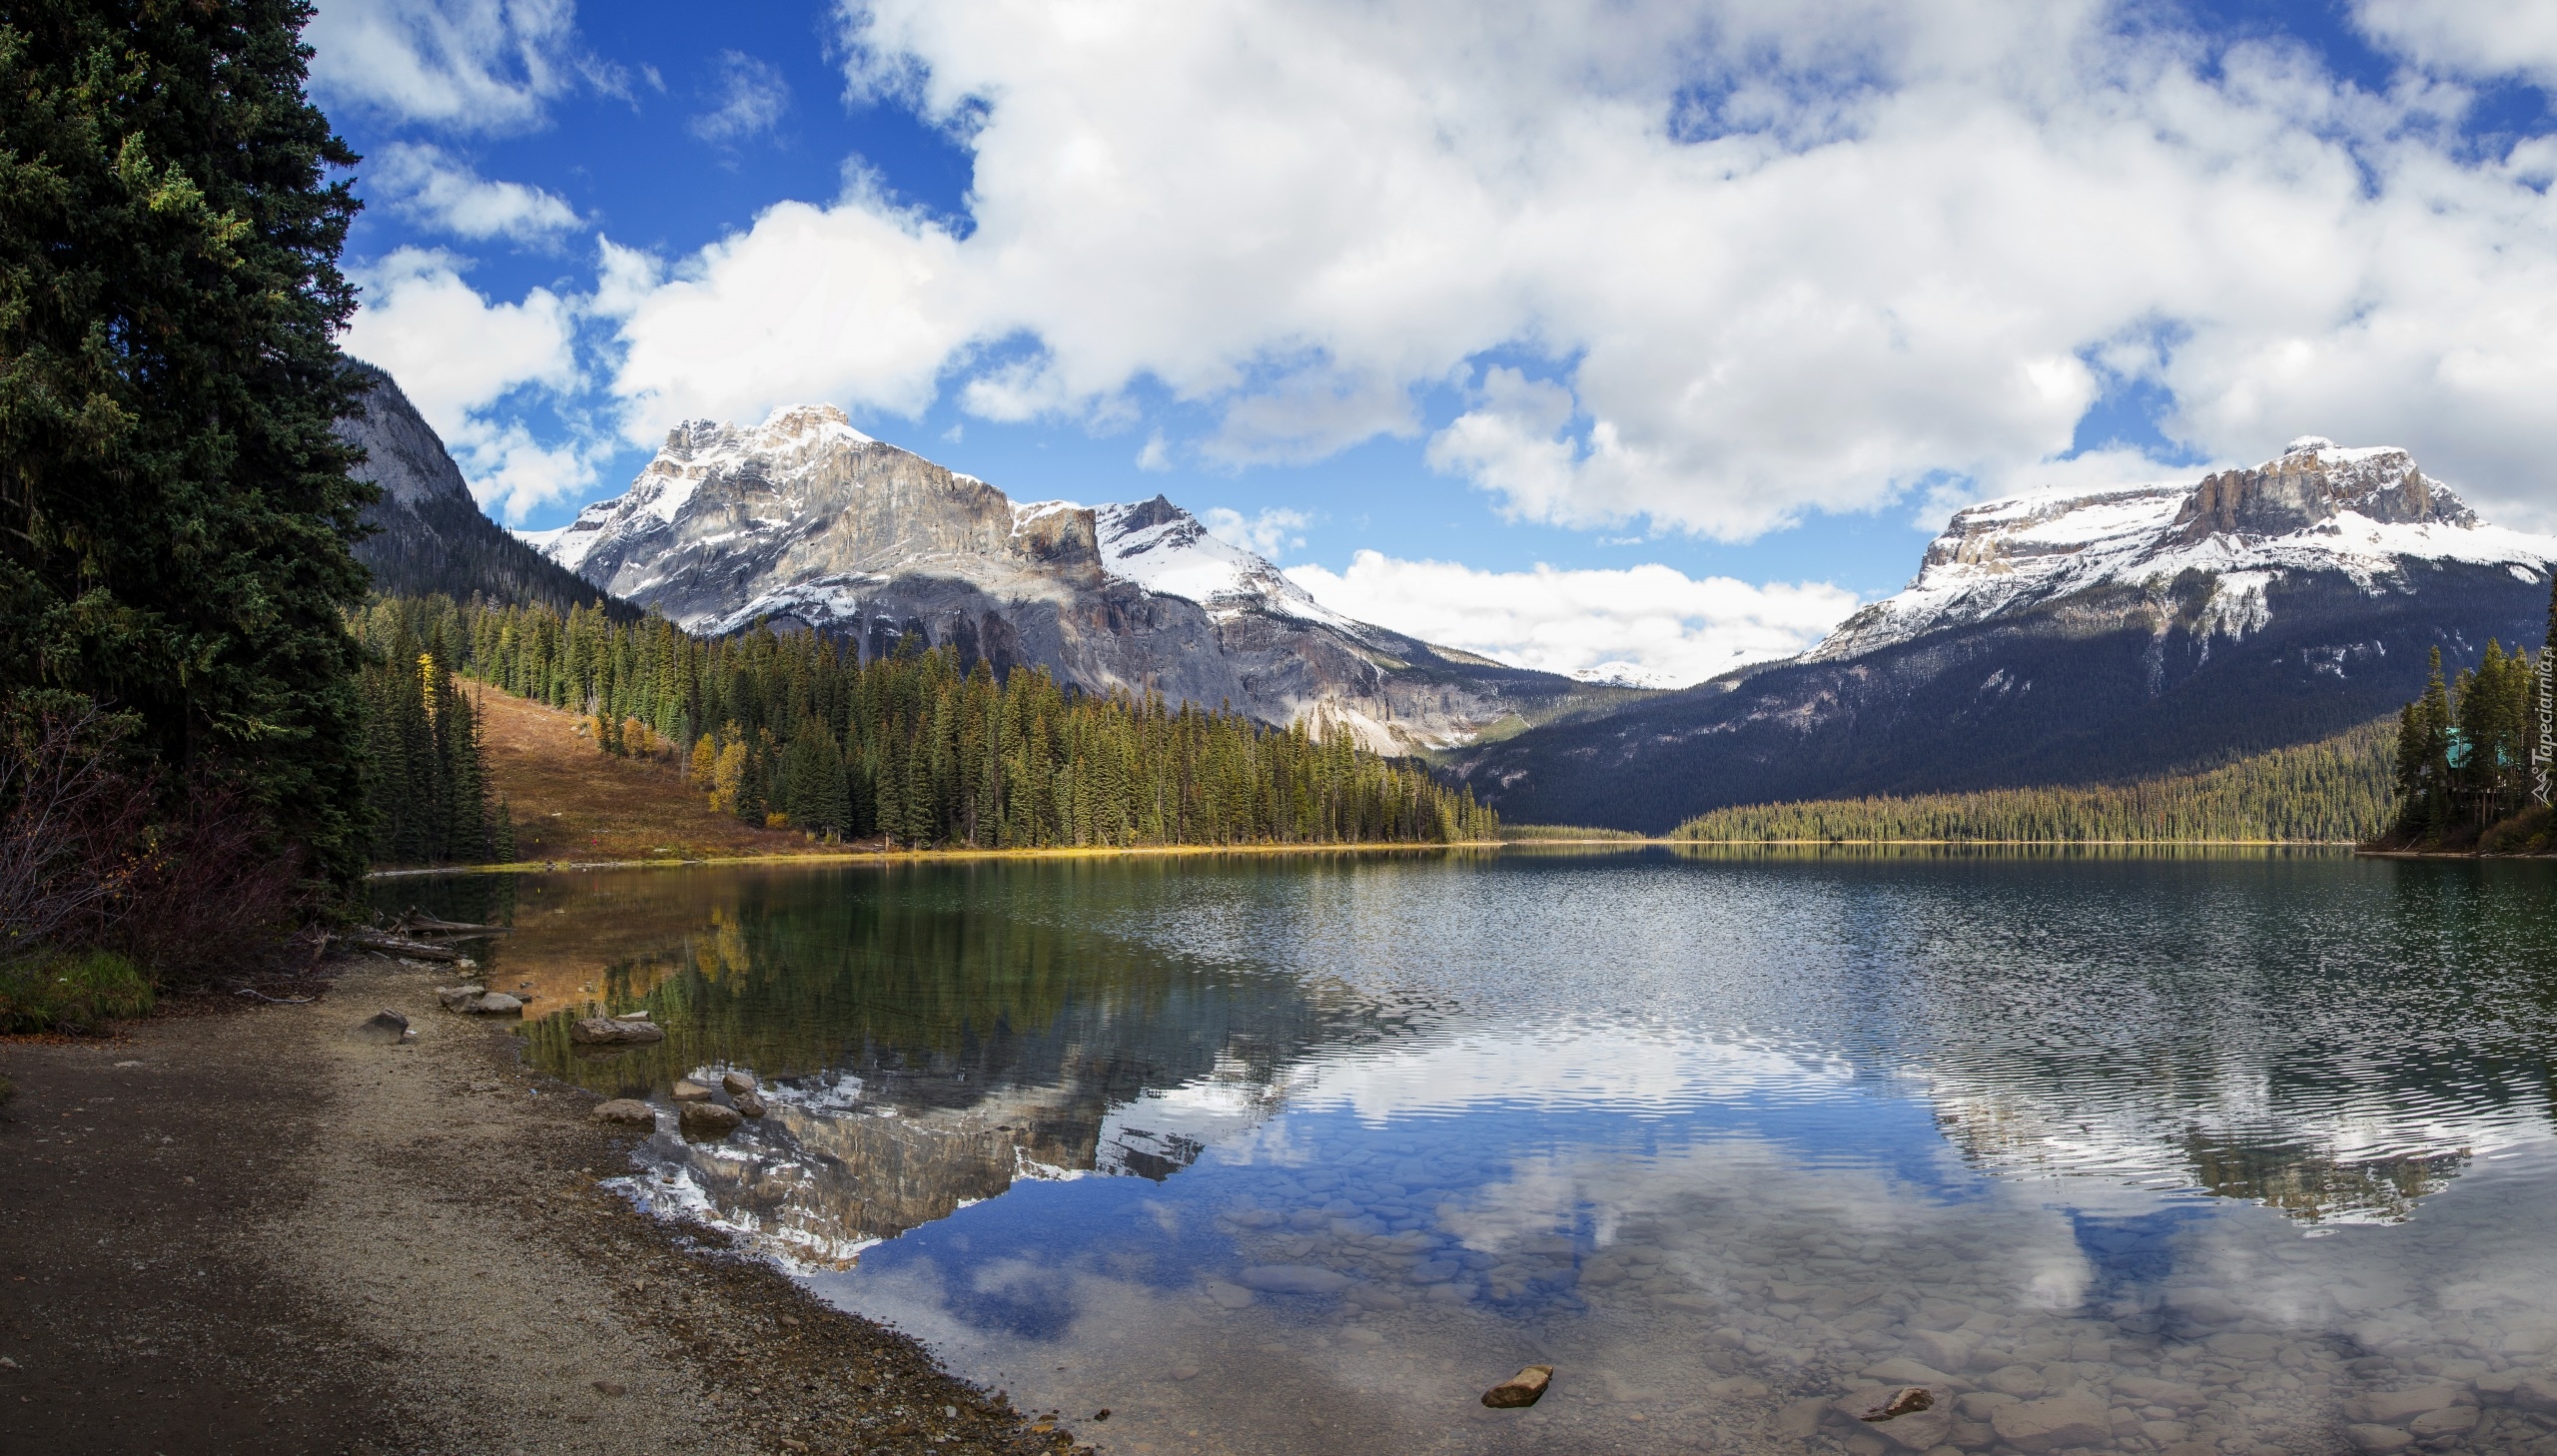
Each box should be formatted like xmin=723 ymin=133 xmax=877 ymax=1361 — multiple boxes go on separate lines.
xmin=391 ymin=848 xmax=2557 ymax=1455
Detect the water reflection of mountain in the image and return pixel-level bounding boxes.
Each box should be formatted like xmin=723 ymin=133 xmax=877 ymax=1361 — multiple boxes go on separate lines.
xmin=494 ymin=865 xmax=1363 ymax=1261
xmin=1710 ymin=851 xmax=2557 ymax=1225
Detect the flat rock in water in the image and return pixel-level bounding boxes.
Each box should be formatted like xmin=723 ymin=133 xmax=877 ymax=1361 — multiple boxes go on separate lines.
xmin=568 ymin=1017 xmax=663 ymax=1046
xmin=1861 ymin=1386 xmax=1934 ymax=1421
xmin=1989 ymin=1391 xmax=2110 ymax=1453
xmin=466 ymin=992 xmax=523 ymax=1016
xmin=589 ymin=1099 xmax=657 ymax=1128
xmin=2343 ymin=1384 xmax=2464 ymax=1424
xmin=678 ymin=1101 xmax=743 ymax=1139
xmin=1480 ymin=1365 xmax=1553 ymax=1409
xmin=733 ymin=1092 xmax=766 ymax=1118
xmin=671 ymin=1079 xmax=713 ymax=1101
xmin=433 ymin=985 xmax=486 ymax=1011
xmin=1238 ymin=1264 xmax=1352 ymax=1295
xmin=1860 ymin=1358 xmax=1959 ymax=1391
xmin=1203 ymin=1280 xmax=1254 ymax=1309
xmin=351 ymin=1010 xmax=411 ymax=1044
xmin=721 ymin=1070 xmax=757 ymax=1094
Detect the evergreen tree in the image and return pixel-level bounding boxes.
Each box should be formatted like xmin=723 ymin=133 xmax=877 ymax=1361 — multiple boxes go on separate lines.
xmin=404 ymin=594 xmax=1499 ymax=849
xmin=0 ymin=1 xmax=372 ymax=887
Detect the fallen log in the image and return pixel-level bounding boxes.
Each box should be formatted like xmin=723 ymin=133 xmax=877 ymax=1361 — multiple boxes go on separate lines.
xmin=344 ymin=930 xmax=464 ymax=962
xmin=386 ymin=909 xmax=511 ymax=937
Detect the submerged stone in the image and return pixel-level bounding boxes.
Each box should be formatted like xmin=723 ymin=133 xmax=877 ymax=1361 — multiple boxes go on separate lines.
xmin=1481 ymin=1365 xmax=1552 ymax=1408
xmin=1238 ymin=1264 xmax=1351 ymax=1295
xmin=568 ymin=1017 xmax=662 ymax=1045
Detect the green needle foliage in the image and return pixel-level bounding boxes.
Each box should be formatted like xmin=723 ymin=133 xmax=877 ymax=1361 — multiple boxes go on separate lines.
xmin=0 ymin=1 xmax=373 ymax=889
xmin=370 ymin=594 xmax=1498 ymax=849
xmin=1674 ymin=718 xmax=2397 ymax=844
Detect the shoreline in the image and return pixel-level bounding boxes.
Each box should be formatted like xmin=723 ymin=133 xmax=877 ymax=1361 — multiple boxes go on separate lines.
xmin=364 ymin=836 xmax=2413 ymax=878
xmin=0 ymin=961 xmax=1074 ymax=1454
xmin=370 ymin=837 xmax=1513 ymax=878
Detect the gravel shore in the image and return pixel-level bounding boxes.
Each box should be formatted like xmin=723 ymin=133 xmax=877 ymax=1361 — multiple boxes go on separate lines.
xmin=0 ymin=958 xmax=1090 ymax=1455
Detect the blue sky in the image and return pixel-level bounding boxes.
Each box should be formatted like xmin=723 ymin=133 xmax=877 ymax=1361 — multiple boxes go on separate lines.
xmin=310 ymin=0 xmax=2557 ymax=685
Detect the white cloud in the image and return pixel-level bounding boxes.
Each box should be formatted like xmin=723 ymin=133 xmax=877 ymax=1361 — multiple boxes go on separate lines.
xmin=580 ymin=1 xmax=2557 ymax=536
xmin=690 ymin=52 xmax=791 ymax=146
xmin=1135 ymin=430 xmax=1171 ymax=471
xmin=1285 ymin=550 xmax=1858 ymax=687
xmin=2354 ymin=0 xmax=2557 ymax=88
xmin=1200 ymin=506 xmax=1309 ymax=558
xmin=368 ymin=143 xmax=579 ymax=243
xmin=341 ymin=248 xmax=597 ymax=518
xmin=611 ymin=194 xmax=979 ymax=437
xmin=308 ymin=0 xmax=580 ymax=132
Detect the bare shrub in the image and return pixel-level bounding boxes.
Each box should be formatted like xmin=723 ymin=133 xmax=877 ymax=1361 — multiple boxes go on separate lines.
xmin=107 ymin=774 xmax=307 ymax=986
xmin=0 ymin=695 xmax=307 ymax=988
xmin=0 ymin=698 xmax=156 ymax=969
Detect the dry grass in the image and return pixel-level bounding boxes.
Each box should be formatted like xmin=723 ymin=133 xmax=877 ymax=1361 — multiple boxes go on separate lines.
xmin=474 ymin=686 xmax=853 ymax=865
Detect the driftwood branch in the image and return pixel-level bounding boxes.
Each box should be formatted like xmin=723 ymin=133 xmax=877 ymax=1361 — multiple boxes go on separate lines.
xmin=342 ymin=931 xmax=464 ymax=962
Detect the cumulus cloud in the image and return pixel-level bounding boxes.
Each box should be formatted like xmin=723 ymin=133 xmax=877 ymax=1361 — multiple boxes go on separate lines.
xmin=307 ymin=0 xmax=582 ymax=131
xmin=368 ymin=143 xmax=579 ymax=243
xmin=690 ymin=52 xmax=791 ymax=145
xmin=341 ymin=249 xmax=598 ymax=519
xmin=1200 ymin=506 xmax=1310 ymax=558
xmin=578 ymin=1 xmax=2557 ymax=535
xmin=2354 ymin=0 xmax=2557 ymax=88
xmin=1285 ymin=552 xmax=1858 ymax=687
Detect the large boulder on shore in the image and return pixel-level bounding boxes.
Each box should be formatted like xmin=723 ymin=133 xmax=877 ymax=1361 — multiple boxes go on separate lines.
xmin=569 ymin=1017 xmax=664 ymax=1045
xmin=590 ymin=1099 xmax=658 ymax=1128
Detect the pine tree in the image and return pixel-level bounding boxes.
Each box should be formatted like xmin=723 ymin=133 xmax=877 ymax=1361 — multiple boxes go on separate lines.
xmin=0 ymin=1 xmax=373 ymax=887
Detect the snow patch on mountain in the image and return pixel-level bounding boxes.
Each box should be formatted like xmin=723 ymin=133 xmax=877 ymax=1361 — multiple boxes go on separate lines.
xmin=1089 ymin=497 xmax=1361 ymax=631
xmin=1809 ymin=440 xmax=2557 ymax=662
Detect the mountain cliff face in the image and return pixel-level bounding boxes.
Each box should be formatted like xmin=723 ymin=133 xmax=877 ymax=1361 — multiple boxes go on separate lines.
xmin=338 ymin=366 xmax=625 ymax=615
xmin=523 ymin=405 xmax=1620 ymax=752
xmin=1453 ymin=437 xmax=2557 ymax=831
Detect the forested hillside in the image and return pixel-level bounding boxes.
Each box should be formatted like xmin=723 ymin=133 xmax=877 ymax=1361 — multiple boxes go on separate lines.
xmin=341 ymin=367 xmax=632 ymax=617
xmin=348 ymin=602 xmax=514 ymax=867
xmin=1674 ymin=718 xmax=2394 ymax=843
xmin=367 ymin=596 xmax=1497 ymax=850
xmin=2375 ymin=576 xmax=2557 ymax=851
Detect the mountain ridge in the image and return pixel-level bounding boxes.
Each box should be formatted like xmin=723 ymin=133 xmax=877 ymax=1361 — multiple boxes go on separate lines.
xmin=339 ymin=365 xmax=630 ymax=618
xmin=1452 ymin=438 xmax=2557 ymax=831
xmin=518 ymin=403 xmax=1637 ymax=752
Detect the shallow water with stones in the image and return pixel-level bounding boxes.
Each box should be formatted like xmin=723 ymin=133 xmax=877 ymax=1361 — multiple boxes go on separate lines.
xmin=389 ymin=847 xmax=2557 ymax=1455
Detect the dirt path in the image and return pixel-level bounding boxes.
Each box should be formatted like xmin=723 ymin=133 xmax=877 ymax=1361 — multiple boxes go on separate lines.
xmin=0 ymin=962 xmax=1085 ymax=1456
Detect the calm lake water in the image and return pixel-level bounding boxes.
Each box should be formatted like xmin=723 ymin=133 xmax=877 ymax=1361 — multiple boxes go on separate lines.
xmin=384 ymin=848 xmax=2557 ymax=1456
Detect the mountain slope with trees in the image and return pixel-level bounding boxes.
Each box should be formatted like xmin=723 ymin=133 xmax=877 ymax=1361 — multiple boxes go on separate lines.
xmin=390 ymin=594 xmax=1497 ymax=850
xmin=1674 ymin=717 xmax=2394 ymax=844
xmin=1455 ymin=442 xmax=2556 ymax=833
xmin=340 ymin=366 xmax=631 ymax=618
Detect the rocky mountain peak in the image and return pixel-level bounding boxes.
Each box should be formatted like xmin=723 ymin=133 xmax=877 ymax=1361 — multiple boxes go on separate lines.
xmin=2168 ymin=441 xmax=2472 ymax=545
xmin=1808 ymin=441 xmax=2549 ymax=663
xmin=515 ymin=403 xmax=1603 ymax=751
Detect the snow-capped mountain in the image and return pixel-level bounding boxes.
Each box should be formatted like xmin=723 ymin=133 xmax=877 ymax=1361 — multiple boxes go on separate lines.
xmin=519 ymin=405 xmax=1606 ymax=751
xmin=1811 ymin=437 xmax=2549 ymax=661
xmin=1454 ymin=439 xmax=2557 ymax=831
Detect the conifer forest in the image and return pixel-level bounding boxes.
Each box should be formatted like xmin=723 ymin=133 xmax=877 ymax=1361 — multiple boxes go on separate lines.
xmin=364 ymin=595 xmax=1498 ymax=852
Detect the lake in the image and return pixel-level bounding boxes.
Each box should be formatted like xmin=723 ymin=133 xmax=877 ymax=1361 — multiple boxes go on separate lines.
xmin=383 ymin=848 xmax=2557 ymax=1455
